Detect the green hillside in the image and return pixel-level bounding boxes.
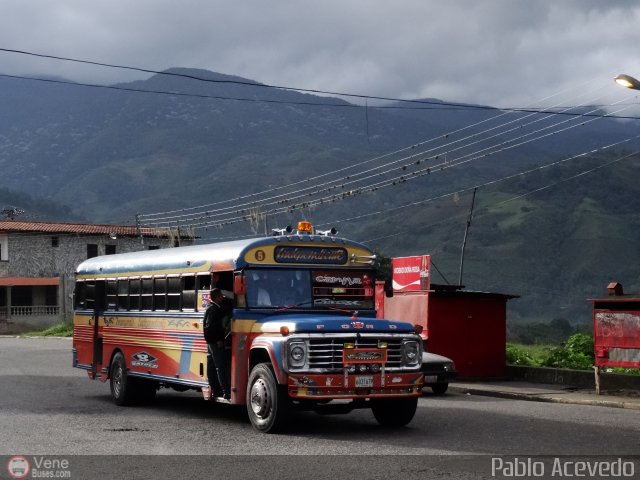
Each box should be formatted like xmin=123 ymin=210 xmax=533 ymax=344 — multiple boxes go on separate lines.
xmin=365 ymin=156 xmax=640 ymax=325
xmin=0 ymin=68 xmax=638 ymax=327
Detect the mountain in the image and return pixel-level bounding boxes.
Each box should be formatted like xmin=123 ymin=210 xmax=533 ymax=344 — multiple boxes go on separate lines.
xmin=0 ymin=69 xmax=449 ymax=220
xmin=0 ymin=186 xmax=84 ymax=222
xmin=0 ymin=68 xmax=638 ymax=325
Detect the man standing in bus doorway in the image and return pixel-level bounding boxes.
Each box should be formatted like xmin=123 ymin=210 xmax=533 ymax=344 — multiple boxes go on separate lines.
xmin=203 ymin=288 xmax=231 ymax=400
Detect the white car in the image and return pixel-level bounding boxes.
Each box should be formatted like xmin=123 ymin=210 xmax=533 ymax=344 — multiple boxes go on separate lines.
xmin=421 ymin=352 xmax=457 ymax=395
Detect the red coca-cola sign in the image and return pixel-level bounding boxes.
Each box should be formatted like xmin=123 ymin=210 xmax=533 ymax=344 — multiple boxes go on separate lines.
xmin=392 ymin=255 xmax=430 ymax=291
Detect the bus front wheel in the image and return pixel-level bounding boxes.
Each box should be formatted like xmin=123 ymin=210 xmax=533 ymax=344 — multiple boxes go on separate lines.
xmin=246 ymin=363 xmax=290 ymax=433
xmin=371 ymin=397 xmax=418 ymax=427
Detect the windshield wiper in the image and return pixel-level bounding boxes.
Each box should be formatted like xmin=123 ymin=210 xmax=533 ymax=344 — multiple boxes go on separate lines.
xmin=275 ymin=300 xmax=315 ymax=312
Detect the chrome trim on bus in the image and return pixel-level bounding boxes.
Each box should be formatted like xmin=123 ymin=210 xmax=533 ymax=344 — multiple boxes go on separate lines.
xmin=127 ymin=371 xmax=208 ymax=388
xmin=283 ymin=333 xmax=422 ymax=373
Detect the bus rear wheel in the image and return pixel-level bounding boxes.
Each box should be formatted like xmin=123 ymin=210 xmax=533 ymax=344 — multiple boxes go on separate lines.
xmin=246 ymin=363 xmax=290 ymax=433
xmin=110 ymin=352 xmax=156 ymax=406
xmin=371 ymin=397 xmax=418 ymax=427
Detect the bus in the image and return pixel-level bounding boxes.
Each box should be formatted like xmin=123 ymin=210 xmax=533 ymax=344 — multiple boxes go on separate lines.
xmin=72 ymin=222 xmax=424 ymax=433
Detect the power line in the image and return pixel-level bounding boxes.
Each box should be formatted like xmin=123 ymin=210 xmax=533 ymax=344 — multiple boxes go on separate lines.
xmin=140 ymin=82 xmax=616 ymax=221
xmin=0 ymin=47 xmax=614 ymax=112
xmin=326 ymin=136 xmax=639 ymax=228
xmin=3 ymin=47 xmax=640 ymax=117
xmin=143 ymin=100 xmax=638 ymax=229
xmin=4 ymin=46 xmax=640 ymax=236
xmin=3 ymin=48 xmax=638 ymax=225
xmin=358 ymin=150 xmax=638 ymax=245
xmin=0 ymin=73 xmax=359 ymax=108
xmin=0 ymin=47 xmax=503 ymax=110
xmin=140 ymin=82 xmax=620 ymax=224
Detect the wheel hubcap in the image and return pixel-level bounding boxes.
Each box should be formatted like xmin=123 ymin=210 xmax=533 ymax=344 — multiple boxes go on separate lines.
xmin=250 ymin=378 xmax=270 ymax=418
xmin=113 ymin=366 xmax=123 ymax=397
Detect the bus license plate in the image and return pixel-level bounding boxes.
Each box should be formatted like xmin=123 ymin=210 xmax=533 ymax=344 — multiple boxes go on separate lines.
xmin=355 ymin=376 xmax=373 ymax=388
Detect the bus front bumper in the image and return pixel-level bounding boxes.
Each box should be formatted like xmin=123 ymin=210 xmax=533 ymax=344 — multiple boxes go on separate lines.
xmin=287 ymin=372 xmax=423 ymax=399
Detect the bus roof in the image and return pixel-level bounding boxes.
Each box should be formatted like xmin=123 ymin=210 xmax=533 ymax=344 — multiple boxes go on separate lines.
xmin=76 ymin=235 xmax=375 ymax=278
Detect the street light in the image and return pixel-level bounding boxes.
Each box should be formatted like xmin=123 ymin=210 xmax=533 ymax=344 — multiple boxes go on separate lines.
xmin=614 ymin=74 xmax=640 ymax=91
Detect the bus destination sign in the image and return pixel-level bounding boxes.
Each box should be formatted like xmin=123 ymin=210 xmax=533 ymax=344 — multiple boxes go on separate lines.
xmin=274 ymin=246 xmax=348 ymax=264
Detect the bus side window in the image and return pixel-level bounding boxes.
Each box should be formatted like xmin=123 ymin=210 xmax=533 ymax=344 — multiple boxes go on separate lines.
xmin=182 ymin=275 xmax=196 ymax=311
xmin=85 ymin=282 xmax=96 ymax=310
xmin=154 ymin=277 xmax=167 ymax=311
xmin=88 ymin=281 xmax=106 ymax=312
xmin=141 ymin=278 xmax=153 ymax=311
xmin=75 ymin=282 xmax=88 ymax=309
xmin=216 ymin=272 xmax=234 ymax=294
xmin=106 ymin=280 xmax=117 ymax=310
xmin=117 ymin=280 xmax=129 ymax=311
xmin=198 ymin=274 xmax=212 ymax=291
xmin=167 ymin=277 xmax=181 ymax=311
xmin=129 ymin=279 xmax=141 ymax=310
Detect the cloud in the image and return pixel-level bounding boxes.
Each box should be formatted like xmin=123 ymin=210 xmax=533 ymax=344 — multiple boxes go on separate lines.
xmin=0 ymin=0 xmax=639 ymax=107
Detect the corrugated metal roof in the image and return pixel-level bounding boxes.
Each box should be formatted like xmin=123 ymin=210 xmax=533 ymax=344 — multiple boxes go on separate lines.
xmin=0 ymin=220 xmax=190 ymax=238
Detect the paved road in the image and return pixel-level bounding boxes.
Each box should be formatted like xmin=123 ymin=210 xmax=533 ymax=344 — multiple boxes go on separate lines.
xmin=1 ymin=337 xmax=639 ymax=479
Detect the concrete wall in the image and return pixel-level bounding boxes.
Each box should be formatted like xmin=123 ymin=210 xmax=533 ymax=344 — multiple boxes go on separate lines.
xmin=2 ymin=232 xmax=191 ymax=329
xmin=6 ymin=234 xmax=173 ymax=279
xmin=507 ymin=365 xmax=640 ymax=391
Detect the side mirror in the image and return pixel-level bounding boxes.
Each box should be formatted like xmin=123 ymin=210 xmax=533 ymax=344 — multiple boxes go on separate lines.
xmin=234 ymin=274 xmax=246 ymax=295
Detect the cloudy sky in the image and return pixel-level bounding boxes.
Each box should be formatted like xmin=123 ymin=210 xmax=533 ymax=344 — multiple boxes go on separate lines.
xmin=1 ymin=0 xmax=639 ymax=108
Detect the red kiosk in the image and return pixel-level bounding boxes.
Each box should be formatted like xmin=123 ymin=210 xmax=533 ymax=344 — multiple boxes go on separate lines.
xmin=378 ymin=255 xmax=518 ymax=378
xmin=590 ymin=282 xmax=640 ymax=393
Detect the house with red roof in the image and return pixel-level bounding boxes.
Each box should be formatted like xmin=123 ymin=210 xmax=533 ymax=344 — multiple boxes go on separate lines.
xmin=0 ymin=220 xmax=194 ymax=332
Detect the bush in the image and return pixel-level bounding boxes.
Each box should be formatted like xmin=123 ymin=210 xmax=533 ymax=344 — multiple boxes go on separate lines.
xmin=564 ymin=332 xmax=593 ymax=357
xmin=540 ymin=348 xmax=593 ymax=370
xmin=540 ymin=333 xmax=594 ymax=370
xmin=506 ymin=344 xmax=536 ymax=366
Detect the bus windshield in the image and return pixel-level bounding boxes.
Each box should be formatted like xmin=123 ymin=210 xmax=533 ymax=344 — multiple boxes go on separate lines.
xmin=245 ymin=268 xmax=375 ymax=310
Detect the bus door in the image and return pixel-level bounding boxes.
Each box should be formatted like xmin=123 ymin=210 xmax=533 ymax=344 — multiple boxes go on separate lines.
xmin=90 ymin=281 xmax=105 ymax=379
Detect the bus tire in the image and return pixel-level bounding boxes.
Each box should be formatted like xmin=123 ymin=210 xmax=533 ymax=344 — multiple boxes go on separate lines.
xmin=246 ymin=363 xmax=290 ymax=433
xmin=371 ymin=397 xmax=418 ymax=427
xmin=110 ymin=351 xmax=135 ymax=406
xmin=431 ymin=383 xmax=448 ymax=395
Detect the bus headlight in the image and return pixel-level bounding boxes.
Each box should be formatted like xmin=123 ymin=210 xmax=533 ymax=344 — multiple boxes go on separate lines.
xmin=401 ymin=340 xmax=421 ymax=367
xmin=287 ymin=341 xmax=307 ymax=369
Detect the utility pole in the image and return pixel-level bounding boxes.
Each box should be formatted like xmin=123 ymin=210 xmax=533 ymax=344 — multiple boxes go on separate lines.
xmin=458 ymin=188 xmax=477 ymax=286
xmin=135 ymin=213 xmax=145 ymax=246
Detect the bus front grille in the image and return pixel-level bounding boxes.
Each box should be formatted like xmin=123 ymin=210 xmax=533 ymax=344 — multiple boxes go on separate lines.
xmin=307 ymin=336 xmax=404 ymax=371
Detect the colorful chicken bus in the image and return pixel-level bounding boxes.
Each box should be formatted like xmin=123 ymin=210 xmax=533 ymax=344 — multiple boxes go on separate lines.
xmin=72 ymin=222 xmax=424 ymax=432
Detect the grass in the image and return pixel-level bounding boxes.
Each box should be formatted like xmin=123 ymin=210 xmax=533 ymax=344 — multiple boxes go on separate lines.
xmin=506 ymin=343 xmax=556 ymax=366
xmin=513 ymin=343 xmax=555 ymax=363
xmin=508 ymin=342 xmax=640 ymax=375
xmin=24 ymin=320 xmax=73 ymax=337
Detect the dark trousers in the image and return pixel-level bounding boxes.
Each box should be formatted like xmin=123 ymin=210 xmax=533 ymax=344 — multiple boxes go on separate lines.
xmin=207 ymin=343 xmax=230 ymax=397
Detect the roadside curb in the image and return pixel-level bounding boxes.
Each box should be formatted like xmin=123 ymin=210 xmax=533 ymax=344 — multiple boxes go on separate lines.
xmin=449 ymin=385 xmax=640 ymax=411
xmin=0 ymin=335 xmax=72 ymax=339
